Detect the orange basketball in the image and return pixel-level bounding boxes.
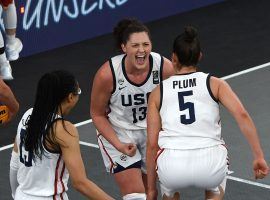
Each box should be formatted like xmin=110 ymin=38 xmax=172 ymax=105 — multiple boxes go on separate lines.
xmin=0 ymin=105 xmax=9 ymax=124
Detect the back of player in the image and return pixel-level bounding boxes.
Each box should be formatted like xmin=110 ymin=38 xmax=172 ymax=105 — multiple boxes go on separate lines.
xmin=157 ymin=72 xmax=228 ymax=195
xmin=15 ymin=108 xmax=69 ymax=200
xmin=159 ymin=72 xmax=224 ymax=149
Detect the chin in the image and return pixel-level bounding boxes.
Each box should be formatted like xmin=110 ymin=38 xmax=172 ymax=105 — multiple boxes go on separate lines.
xmin=135 ymin=63 xmax=147 ymax=70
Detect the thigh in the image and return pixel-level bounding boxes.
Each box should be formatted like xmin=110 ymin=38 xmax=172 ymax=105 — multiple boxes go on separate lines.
xmin=194 ymin=145 xmax=228 ymax=189
xmin=157 ymin=149 xmax=191 ymax=197
xmin=97 ymin=130 xmax=142 ymax=173
xmin=113 ymin=168 xmax=145 ymax=196
xmin=129 ymin=129 xmax=147 ymax=173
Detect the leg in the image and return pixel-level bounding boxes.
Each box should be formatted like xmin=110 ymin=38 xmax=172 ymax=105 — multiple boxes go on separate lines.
xmin=205 ymin=187 xmax=224 ymax=200
xmin=205 ymin=177 xmax=226 ymax=200
xmin=162 ymin=192 xmax=180 ymax=200
xmin=0 ymin=31 xmax=12 ymax=80
xmin=3 ymin=0 xmax=22 ymax=61
xmin=114 ymin=168 xmax=145 ymax=196
xmin=142 ymin=173 xmax=147 ymax=192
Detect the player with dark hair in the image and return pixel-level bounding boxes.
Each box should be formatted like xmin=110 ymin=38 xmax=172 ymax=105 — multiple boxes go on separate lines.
xmin=91 ymin=18 xmax=174 ymax=200
xmin=10 ymin=70 xmax=114 ymax=200
xmin=146 ymin=26 xmax=269 ymax=200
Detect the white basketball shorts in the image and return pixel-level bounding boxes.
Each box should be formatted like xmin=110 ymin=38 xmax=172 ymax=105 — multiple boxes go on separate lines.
xmin=97 ymin=124 xmax=147 ymax=174
xmin=156 ymin=145 xmax=229 ymax=197
xmin=15 ymin=187 xmax=69 ymax=200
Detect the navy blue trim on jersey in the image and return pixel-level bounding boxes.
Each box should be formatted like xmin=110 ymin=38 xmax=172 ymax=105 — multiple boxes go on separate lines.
xmin=206 ymin=74 xmax=219 ymax=103
xmin=109 ymin=58 xmax=116 ymax=94
xmin=160 ymin=55 xmax=164 ymax=82
xmin=113 ymin=160 xmax=142 ymax=174
xmin=175 ymin=71 xmax=197 ymax=76
xmin=121 ymin=54 xmax=154 ymax=87
xmin=159 ymin=81 xmax=163 ymax=111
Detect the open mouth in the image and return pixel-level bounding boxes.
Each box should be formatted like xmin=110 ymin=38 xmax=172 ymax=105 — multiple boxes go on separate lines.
xmin=135 ymin=55 xmax=146 ymax=65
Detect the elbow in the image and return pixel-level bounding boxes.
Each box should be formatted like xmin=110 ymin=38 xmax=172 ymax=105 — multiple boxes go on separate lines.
xmin=72 ymin=179 xmax=87 ymax=192
xmin=236 ymin=109 xmax=249 ymax=120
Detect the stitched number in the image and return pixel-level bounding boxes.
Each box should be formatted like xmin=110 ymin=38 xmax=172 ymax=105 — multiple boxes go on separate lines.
xmin=19 ymin=129 xmax=33 ymax=167
xmin=178 ymin=91 xmax=196 ymax=124
xmin=132 ymin=106 xmax=147 ymax=123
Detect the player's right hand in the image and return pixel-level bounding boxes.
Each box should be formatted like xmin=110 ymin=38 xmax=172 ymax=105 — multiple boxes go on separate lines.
xmin=118 ymin=143 xmax=137 ymax=157
xmin=253 ymin=158 xmax=269 ymax=179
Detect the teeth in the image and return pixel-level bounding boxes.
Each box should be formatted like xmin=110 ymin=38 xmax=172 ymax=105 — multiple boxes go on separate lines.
xmin=136 ymin=55 xmax=145 ymax=58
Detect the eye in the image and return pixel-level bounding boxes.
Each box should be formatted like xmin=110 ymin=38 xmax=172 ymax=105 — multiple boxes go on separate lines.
xmin=132 ymin=44 xmax=139 ymax=48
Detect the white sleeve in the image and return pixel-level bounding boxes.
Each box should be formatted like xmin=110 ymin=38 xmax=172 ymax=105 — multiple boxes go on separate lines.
xmin=10 ymin=150 xmax=19 ymax=199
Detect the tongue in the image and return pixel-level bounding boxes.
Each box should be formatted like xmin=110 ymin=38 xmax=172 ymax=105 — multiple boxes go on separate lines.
xmin=136 ymin=57 xmax=145 ymax=65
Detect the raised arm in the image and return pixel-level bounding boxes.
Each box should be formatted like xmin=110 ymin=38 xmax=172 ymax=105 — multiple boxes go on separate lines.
xmin=211 ymin=76 xmax=269 ymax=179
xmin=0 ymin=79 xmax=19 ymax=122
xmin=146 ymin=86 xmax=161 ymax=200
xmin=56 ymin=121 xmax=114 ymax=200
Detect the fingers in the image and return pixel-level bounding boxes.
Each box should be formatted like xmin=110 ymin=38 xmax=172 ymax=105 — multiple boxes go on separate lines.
xmin=123 ymin=143 xmax=137 ymax=157
xmin=255 ymin=169 xmax=268 ymax=179
xmin=254 ymin=165 xmax=269 ymax=179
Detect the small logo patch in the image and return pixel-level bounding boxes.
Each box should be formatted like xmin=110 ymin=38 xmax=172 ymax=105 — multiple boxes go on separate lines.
xmin=118 ymin=79 xmax=124 ymax=85
xmin=152 ymin=70 xmax=159 ymax=84
xmin=120 ymin=154 xmax=127 ymax=161
xmin=119 ymin=86 xmax=127 ymax=90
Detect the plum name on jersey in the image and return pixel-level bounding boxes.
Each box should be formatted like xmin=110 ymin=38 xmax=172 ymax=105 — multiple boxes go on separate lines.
xmin=173 ymin=78 xmax=196 ymax=89
xmin=121 ymin=92 xmax=151 ymax=107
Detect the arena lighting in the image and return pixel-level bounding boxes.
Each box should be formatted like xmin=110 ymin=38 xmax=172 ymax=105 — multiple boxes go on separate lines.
xmin=20 ymin=6 xmax=25 ymax=14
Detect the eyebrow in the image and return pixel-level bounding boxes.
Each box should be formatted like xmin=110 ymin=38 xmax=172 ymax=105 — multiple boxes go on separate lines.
xmin=130 ymin=42 xmax=150 ymax=45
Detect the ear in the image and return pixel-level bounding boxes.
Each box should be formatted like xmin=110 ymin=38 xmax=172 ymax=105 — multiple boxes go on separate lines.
xmin=66 ymin=93 xmax=74 ymax=103
xmin=171 ymin=53 xmax=179 ymax=65
xmin=121 ymin=44 xmax=127 ymax=53
xmin=198 ymin=52 xmax=203 ymax=61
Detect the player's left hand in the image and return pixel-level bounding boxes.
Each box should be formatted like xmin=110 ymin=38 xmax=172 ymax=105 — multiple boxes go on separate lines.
xmin=253 ymin=158 xmax=269 ymax=179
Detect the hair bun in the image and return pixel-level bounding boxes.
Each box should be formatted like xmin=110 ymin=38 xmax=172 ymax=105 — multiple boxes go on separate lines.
xmin=184 ymin=26 xmax=198 ymax=42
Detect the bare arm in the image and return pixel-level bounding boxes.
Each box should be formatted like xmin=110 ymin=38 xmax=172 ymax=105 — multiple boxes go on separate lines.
xmin=90 ymin=62 xmax=136 ymax=156
xmin=10 ymin=139 xmax=19 ymax=198
xmin=211 ymin=77 xmax=269 ymax=178
xmin=56 ymin=121 xmax=114 ymax=200
xmin=146 ymin=86 xmax=161 ymax=200
xmin=0 ymin=79 xmax=19 ymax=122
xmin=162 ymin=56 xmax=174 ymax=80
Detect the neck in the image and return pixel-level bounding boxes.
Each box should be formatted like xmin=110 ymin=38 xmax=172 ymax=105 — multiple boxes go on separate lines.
xmin=175 ymin=65 xmax=197 ymax=74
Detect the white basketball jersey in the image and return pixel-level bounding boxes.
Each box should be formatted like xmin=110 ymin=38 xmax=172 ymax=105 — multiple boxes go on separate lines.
xmin=159 ymin=72 xmax=224 ymax=149
xmin=15 ymin=108 xmax=69 ymax=197
xmin=108 ymin=52 xmax=163 ymax=130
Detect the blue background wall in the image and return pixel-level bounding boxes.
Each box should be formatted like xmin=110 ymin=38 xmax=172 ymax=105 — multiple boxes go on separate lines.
xmin=10 ymin=0 xmax=224 ymax=56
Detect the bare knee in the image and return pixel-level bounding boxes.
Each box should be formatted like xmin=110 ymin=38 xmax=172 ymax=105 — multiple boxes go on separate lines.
xmin=162 ymin=192 xmax=180 ymax=200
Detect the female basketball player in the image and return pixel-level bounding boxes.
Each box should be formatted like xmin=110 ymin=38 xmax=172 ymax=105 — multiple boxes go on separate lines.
xmin=146 ymin=26 xmax=269 ymax=200
xmin=90 ymin=19 xmax=174 ymax=200
xmin=9 ymin=70 xmax=113 ymax=200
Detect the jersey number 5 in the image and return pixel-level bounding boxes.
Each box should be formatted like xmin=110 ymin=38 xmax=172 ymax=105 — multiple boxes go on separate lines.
xmin=178 ymin=91 xmax=196 ymax=124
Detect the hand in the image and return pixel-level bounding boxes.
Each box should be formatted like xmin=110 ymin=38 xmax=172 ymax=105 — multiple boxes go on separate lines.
xmin=147 ymin=189 xmax=158 ymax=200
xmin=253 ymin=158 xmax=269 ymax=179
xmin=118 ymin=143 xmax=137 ymax=157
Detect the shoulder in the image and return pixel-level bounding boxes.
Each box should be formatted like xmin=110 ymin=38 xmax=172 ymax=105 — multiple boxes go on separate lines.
xmin=209 ymin=75 xmax=229 ymax=100
xmin=54 ymin=120 xmax=79 ymax=146
xmin=95 ymin=61 xmax=113 ymax=82
xmin=162 ymin=56 xmax=174 ymax=80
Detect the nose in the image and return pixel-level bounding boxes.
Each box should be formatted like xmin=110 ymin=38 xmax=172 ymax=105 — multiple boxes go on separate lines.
xmin=138 ymin=44 xmax=145 ymax=52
